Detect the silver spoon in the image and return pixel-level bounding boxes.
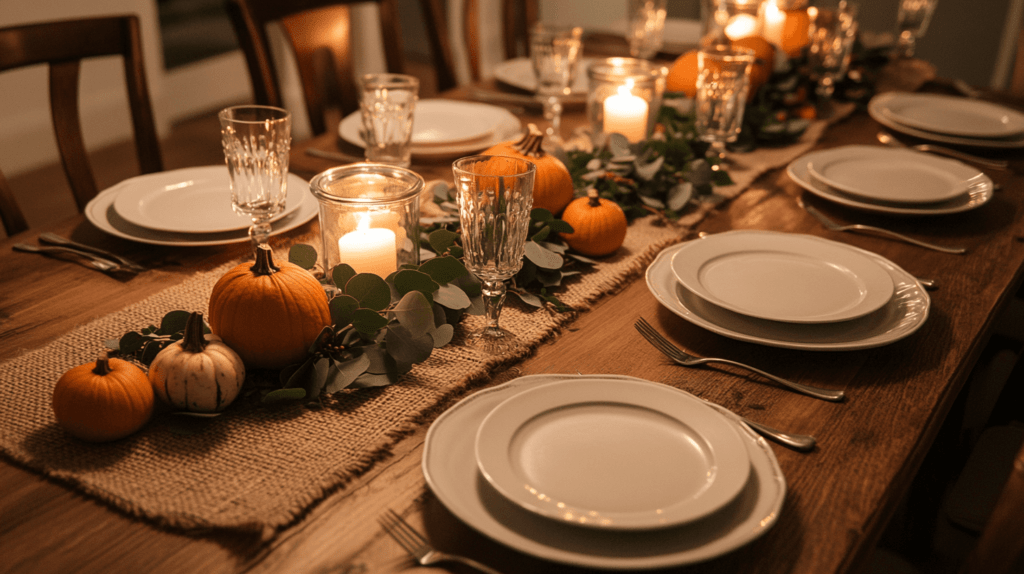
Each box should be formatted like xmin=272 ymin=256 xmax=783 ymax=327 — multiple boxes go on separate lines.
xmin=13 ymin=243 xmax=122 ymax=272
xmin=876 ymin=131 xmax=1009 ymax=170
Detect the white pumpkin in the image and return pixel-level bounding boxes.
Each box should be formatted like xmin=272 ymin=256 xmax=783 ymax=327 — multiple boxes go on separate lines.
xmin=148 ymin=312 xmax=245 ymax=412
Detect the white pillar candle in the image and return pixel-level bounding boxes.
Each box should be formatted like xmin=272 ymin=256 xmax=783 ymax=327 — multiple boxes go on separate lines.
xmin=724 ymin=13 xmax=759 ymax=40
xmin=760 ymin=0 xmax=786 ymax=47
xmin=603 ymin=82 xmax=649 ymax=143
xmin=338 ymin=214 xmax=397 ymax=278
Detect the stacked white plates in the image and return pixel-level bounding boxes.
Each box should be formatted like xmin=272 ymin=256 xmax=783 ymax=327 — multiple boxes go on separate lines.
xmin=424 ymin=373 xmax=785 ymax=570
xmin=338 ymin=100 xmax=522 ymax=159
xmin=787 ymin=145 xmax=994 ymax=215
xmin=85 ymin=166 xmax=316 ymax=246
xmin=491 ymin=57 xmax=592 ymax=103
xmin=869 ymin=92 xmax=1024 ymax=149
xmin=646 ymin=230 xmax=930 ymax=350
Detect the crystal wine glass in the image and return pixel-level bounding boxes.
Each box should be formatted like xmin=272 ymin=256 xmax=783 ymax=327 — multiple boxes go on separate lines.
xmin=529 ymin=23 xmax=583 ymax=143
xmin=694 ymin=44 xmax=754 ymax=164
xmin=628 ymin=0 xmax=668 ymax=59
xmin=219 ymin=105 xmax=291 ymax=251
xmin=807 ymin=1 xmax=860 ymax=103
xmin=895 ymin=0 xmax=938 ymax=58
xmin=453 ymin=155 xmax=536 ymax=354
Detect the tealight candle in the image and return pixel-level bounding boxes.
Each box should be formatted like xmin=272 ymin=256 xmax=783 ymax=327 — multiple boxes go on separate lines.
xmin=724 ymin=13 xmax=759 ymax=40
xmin=603 ymin=81 xmax=649 ymax=143
xmin=337 ymin=214 xmax=397 ymax=278
xmin=760 ymin=0 xmax=786 ymax=46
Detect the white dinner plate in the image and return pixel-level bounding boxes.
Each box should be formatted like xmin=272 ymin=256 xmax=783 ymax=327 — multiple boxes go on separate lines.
xmin=492 ymin=57 xmax=592 ymax=99
xmin=670 ymin=231 xmax=894 ymax=324
xmin=869 ymin=93 xmax=1024 ymax=149
xmin=805 ymin=146 xmax=983 ymax=204
xmin=475 ymin=378 xmax=750 ymax=530
xmin=111 ymin=166 xmax=305 ymax=233
xmin=874 ymin=92 xmax=1024 ymax=139
xmin=339 ymin=100 xmax=522 ymax=158
xmin=647 ymin=232 xmax=930 ymax=351
xmin=85 ymin=175 xmax=316 ymax=247
xmin=787 ymin=153 xmax=994 ymax=216
xmin=424 ymin=374 xmax=785 ymax=570
xmin=409 ymin=100 xmax=497 ymax=145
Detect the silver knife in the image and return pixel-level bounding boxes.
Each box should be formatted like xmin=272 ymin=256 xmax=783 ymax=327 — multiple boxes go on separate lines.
xmin=38 ymin=232 xmax=146 ymax=272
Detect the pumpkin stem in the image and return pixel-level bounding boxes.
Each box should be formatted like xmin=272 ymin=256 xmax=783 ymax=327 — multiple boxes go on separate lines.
xmin=586 ymin=187 xmax=602 ymax=207
xmin=92 ymin=351 xmax=112 ymax=376
xmin=181 ymin=312 xmax=209 ymax=354
xmin=513 ymin=124 xmax=547 ymax=158
xmin=250 ymin=244 xmax=280 ymax=276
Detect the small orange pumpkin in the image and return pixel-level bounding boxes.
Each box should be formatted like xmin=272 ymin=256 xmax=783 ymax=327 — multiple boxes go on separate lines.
xmin=484 ymin=123 xmax=575 ymax=215
xmin=52 ymin=352 xmax=154 ymax=442
xmin=208 ymin=245 xmax=332 ymax=370
xmin=560 ymin=188 xmax=628 ymax=257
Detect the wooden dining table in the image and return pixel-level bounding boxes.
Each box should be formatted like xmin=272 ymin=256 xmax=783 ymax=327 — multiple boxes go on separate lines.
xmin=3 ymin=73 xmax=1024 ymax=574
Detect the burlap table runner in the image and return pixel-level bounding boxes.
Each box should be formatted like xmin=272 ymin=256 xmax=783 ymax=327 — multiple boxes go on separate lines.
xmin=0 ymin=118 xmax=837 ymax=539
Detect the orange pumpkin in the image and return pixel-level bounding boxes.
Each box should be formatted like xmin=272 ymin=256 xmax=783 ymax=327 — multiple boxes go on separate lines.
xmin=208 ymin=245 xmax=332 ymax=370
xmin=484 ymin=124 xmax=575 ymax=215
xmin=52 ymin=352 xmax=154 ymax=442
xmin=560 ymin=188 xmax=628 ymax=257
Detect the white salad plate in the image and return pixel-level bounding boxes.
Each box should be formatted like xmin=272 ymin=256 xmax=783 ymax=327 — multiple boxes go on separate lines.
xmin=339 ymin=100 xmax=521 ymax=158
xmin=424 ymin=374 xmax=785 ymax=570
xmin=805 ymin=146 xmax=983 ymax=204
xmin=647 ymin=232 xmax=930 ymax=351
xmin=85 ymin=174 xmax=316 ymax=247
xmin=492 ymin=57 xmax=592 ymax=99
xmin=111 ymin=166 xmax=305 ymax=233
xmin=409 ymin=100 xmax=497 ymax=145
xmin=873 ymin=92 xmax=1024 ymax=139
xmin=474 ymin=378 xmax=750 ymax=530
xmin=670 ymin=231 xmax=894 ymax=324
xmin=787 ymin=153 xmax=994 ymax=216
xmin=869 ymin=93 xmax=1024 ymax=149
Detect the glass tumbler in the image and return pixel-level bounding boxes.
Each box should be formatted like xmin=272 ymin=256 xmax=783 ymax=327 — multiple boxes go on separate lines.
xmin=359 ymin=73 xmax=419 ymax=168
xmin=529 ymin=23 xmax=584 ymax=142
xmin=694 ymin=44 xmax=755 ymax=162
xmin=452 ymin=155 xmax=536 ymax=354
xmin=807 ymin=1 xmax=859 ymax=99
xmin=219 ymin=105 xmax=291 ymax=251
xmin=628 ymin=0 xmax=668 ymax=59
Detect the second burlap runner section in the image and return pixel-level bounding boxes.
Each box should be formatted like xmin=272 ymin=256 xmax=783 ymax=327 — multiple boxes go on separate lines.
xmin=0 ymin=118 xmax=836 ymax=538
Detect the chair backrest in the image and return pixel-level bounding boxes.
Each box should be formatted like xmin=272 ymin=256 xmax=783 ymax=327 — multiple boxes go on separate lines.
xmin=462 ymin=0 xmax=538 ymax=82
xmin=0 ymin=15 xmax=163 ymax=236
xmin=960 ymin=437 xmax=1024 ymax=574
xmin=225 ymin=0 xmax=458 ymax=136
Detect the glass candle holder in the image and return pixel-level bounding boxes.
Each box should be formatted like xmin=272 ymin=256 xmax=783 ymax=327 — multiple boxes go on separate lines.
xmin=309 ymin=163 xmax=423 ymax=282
xmin=758 ymin=0 xmax=810 ymax=57
xmin=703 ymin=0 xmax=764 ymax=44
xmin=587 ymin=58 xmax=667 ymax=144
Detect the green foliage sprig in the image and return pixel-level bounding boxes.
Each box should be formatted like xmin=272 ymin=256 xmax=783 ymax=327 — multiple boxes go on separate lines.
xmin=106 ymin=310 xmax=210 ymax=365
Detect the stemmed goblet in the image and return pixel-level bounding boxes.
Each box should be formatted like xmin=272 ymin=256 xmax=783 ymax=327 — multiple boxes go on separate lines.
xmin=452 ymin=155 xmax=536 ymax=354
xmin=219 ymin=105 xmax=291 ymax=251
xmin=529 ymin=23 xmax=583 ymax=143
xmin=628 ymin=0 xmax=668 ymax=60
xmin=807 ymin=0 xmax=860 ymax=104
xmin=895 ymin=0 xmax=938 ymax=58
xmin=694 ymin=44 xmax=754 ymax=164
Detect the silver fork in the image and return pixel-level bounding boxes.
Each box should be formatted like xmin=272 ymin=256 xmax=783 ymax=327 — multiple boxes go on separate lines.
xmin=38 ymin=232 xmax=146 ymax=272
xmin=634 ymin=318 xmax=845 ymax=402
xmin=13 ymin=243 xmax=124 ymax=273
xmin=379 ymin=509 xmax=505 ymax=574
xmin=800 ymin=200 xmax=967 ymax=254
xmin=876 ymin=130 xmax=1009 ymax=170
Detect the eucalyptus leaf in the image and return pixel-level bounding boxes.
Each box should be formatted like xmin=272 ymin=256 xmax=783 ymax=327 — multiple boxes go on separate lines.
xmin=687 ymin=159 xmax=713 ymax=187
xmin=157 ymin=310 xmax=191 ymax=336
xmin=304 ymin=357 xmax=331 ymax=399
xmin=392 ymin=291 xmax=434 ymax=337
xmin=531 ymin=225 xmax=551 ymax=243
xmin=667 ymin=181 xmax=693 ymax=211
xmin=428 ymin=228 xmax=461 ymax=255
xmin=104 ymin=338 xmax=120 ymax=352
xmin=432 ymin=302 xmax=448 ymax=327
xmin=431 ymin=323 xmax=454 ymax=348
xmin=539 ymin=240 xmax=567 ymax=254
xmin=325 ymin=354 xmax=371 ymax=394
xmin=510 ymin=290 xmax=543 ymax=307
xmin=263 ymin=388 xmax=306 ymax=403
xmin=351 ymin=308 xmax=389 ymax=335
xmin=428 ymin=180 xmax=451 ymax=202
xmin=385 ymin=323 xmax=434 ymax=364
xmin=452 ymin=272 xmax=482 ymax=297
xmin=466 ymin=294 xmax=486 ymax=315
xmin=284 ymin=355 xmax=316 ymax=389
xmin=639 ymin=195 xmax=666 ymax=209
xmin=546 ymin=219 xmax=574 ymax=234
xmin=329 ymin=294 xmax=360 ymax=326
xmin=567 ymin=253 xmax=600 ymax=265
xmin=531 ymin=208 xmax=555 ymax=222
xmin=525 ymin=241 xmax=563 ymax=270
xmin=393 ymin=269 xmax=440 ymax=299
xmin=607 ymin=133 xmax=632 ymax=157
xmin=537 ymin=269 xmax=563 ymax=287
xmin=350 ymin=372 xmax=393 ymax=388
xmin=119 ymin=331 xmax=147 ymax=354
xmin=332 ymin=264 xmax=356 ymax=290
xmin=363 ymin=344 xmax=389 ymax=374
xmin=434 ymin=283 xmax=472 ymax=310
xmin=346 ymin=273 xmax=391 ymax=311
xmin=418 ymin=255 xmax=469 ymax=285
xmin=634 ymin=155 xmax=665 ymax=181
xmin=289 ymin=244 xmax=318 ymax=270
xmin=140 ymin=340 xmax=166 ymax=365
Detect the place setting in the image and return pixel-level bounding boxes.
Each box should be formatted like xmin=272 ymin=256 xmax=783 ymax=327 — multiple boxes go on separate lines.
xmin=868 ymin=90 xmax=1024 ymax=149
xmin=646 ymin=229 xmax=931 ymax=351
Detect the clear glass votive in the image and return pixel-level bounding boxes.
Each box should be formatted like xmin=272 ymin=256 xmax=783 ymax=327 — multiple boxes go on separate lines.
xmin=694 ymin=44 xmax=755 ymax=161
xmin=702 ymin=0 xmax=764 ymax=44
xmin=309 ymin=163 xmax=423 ymax=282
xmin=359 ymin=73 xmax=419 ymax=168
xmin=587 ymin=58 xmax=667 ymax=144
xmin=628 ymin=0 xmax=669 ymax=59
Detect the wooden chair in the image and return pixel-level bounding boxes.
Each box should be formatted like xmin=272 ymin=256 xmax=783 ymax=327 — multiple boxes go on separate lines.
xmin=960 ymin=434 xmax=1024 ymax=574
xmin=0 ymin=15 xmax=163 ymax=236
xmin=462 ymin=0 xmax=538 ymax=82
xmin=225 ymin=0 xmax=459 ymax=137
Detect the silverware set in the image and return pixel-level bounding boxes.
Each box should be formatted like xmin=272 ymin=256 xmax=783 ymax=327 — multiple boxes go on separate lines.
xmin=13 ymin=233 xmax=145 ymax=274
xmin=380 ymin=508 xmax=504 ymax=574
xmin=799 ymin=198 xmax=968 ymax=254
xmin=876 ymin=130 xmax=1009 ymax=170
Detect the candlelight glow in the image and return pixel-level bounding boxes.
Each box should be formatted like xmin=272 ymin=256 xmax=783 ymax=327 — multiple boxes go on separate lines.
xmin=337 ymin=213 xmax=397 ymax=279
xmin=724 ymin=13 xmax=759 ymax=40
xmin=603 ymin=80 xmax=649 ymax=143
